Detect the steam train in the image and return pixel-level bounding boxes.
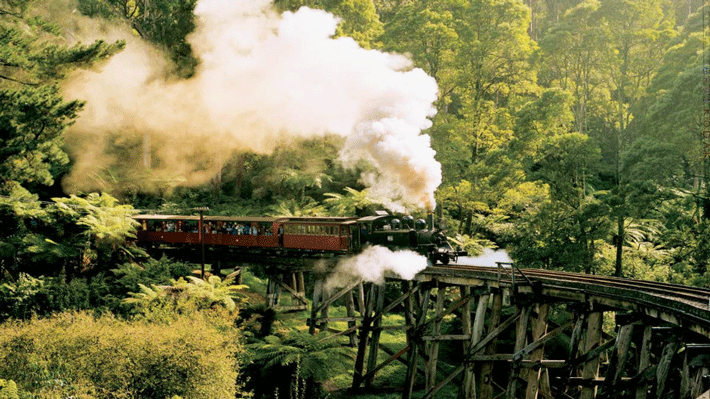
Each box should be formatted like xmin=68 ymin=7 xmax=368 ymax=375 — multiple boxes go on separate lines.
xmin=133 ymin=211 xmax=466 ymax=265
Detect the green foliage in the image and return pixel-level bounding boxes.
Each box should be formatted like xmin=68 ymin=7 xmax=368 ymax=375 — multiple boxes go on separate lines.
xmin=0 ymin=272 xmax=113 ymax=321
xmin=111 ymin=256 xmax=192 ymax=294
xmin=0 ymin=190 xmax=141 ymax=277
xmin=0 ymin=0 xmax=122 ymax=191
xmin=0 ymin=0 xmax=701 ymax=289
xmin=0 ymin=273 xmax=44 ymax=320
xmin=324 ymin=187 xmax=379 ymax=216
xmin=0 ymin=311 xmax=243 ymax=399
xmin=0 ymin=86 xmax=77 ymax=187
xmin=0 ymin=380 xmax=19 ymax=399
xmin=274 ymin=0 xmax=383 ymax=48
xmin=243 ymin=331 xmax=354 ymax=399
xmin=77 ymin=0 xmax=197 ymax=76
xmin=510 ymin=197 xmax=610 ymax=272
xmin=123 ymin=275 xmax=247 ymax=322
xmin=0 ymin=257 xmax=199 ymax=321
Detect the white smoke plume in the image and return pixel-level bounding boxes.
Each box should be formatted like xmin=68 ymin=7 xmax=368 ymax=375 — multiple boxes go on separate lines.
xmin=62 ymin=0 xmax=441 ymax=210
xmin=324 ymin=246 xmax=428 ymax=291
xmin=459 ymin=249 xmax=513 ymax=267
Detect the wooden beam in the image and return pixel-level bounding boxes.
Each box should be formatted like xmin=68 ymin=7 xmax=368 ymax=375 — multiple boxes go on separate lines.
xmin=461 ymin=293 xmax=490 ymax=399
xmin=379 ymin=343 xmax=424 ymax=375
xmin=314 ymin=280 xmax=361 ymax=314
xmin=370 ymin=282 xmax=420 ymax=325
xmin=515 ymin=320 xmax=574 ymax=361
xmin=422 ymin=334 xmax=471 ymax=341
xmin=309 ymin=278 xmax=323 ymax=335
xmin=681 ymin=349 xmax=692 ymax=399
xmin=466 ymin=309 xmax=522 ymax=361
xmin=421 ymin=365 xmax=465 ymax=399
xmin=506 ymin=304 xmax=532 ymax=399
xmin=403 ymin=282 xmax=431 ymax=399
xmin=460 ymin=286 xmax=473 ymax=399
xmin=362 ymin=345 xmax=410 ymax=382
xmin=581 ymin=312 xmax=603 ymax=399
xmin=567 ymin=312 xmax=587 ymax=368
xmin=480 ymin=291 xmax=504 ymax=399
xmin=602 ymin=323 xmax=634 ymax=393
xmin=525 ymin=303 xmax=550 ymax=399
xmin=274 ymin=277 xmax=307 ymax=306
xmin=352 ymin=283 xmax=377 ymax=389
xmin=468 ymin=355 xmax=567 ymax=368
xmin=636 ymin=325 xmax=653 ymax=399
xmin=692 ymin=366 xmax=710 ymax=398
xmin=426 ymin=285 xmax=447 ymax=391
xmin=428 ymin=291 xmax=475 ymax=326
xmin=366 ymin=284 xmax=387 ymax=388
xmin=656 ymin=338 xmax=681 ymax=399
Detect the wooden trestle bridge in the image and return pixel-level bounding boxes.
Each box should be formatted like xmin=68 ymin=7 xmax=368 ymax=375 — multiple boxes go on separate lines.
xmin=261 ymin=262 xmax=710 ymax=399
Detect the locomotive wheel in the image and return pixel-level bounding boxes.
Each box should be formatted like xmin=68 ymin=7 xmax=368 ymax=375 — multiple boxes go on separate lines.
xmin=440 ymin=256 xmax=450 ymax=265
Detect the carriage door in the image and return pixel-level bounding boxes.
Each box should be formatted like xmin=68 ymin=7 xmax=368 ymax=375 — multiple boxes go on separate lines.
xmin=349 ymin=225 xmax=360 ymax=252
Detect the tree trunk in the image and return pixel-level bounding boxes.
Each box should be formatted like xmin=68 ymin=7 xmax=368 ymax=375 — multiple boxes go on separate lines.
xmin=614 ymin=216 xmax=624 ymax=277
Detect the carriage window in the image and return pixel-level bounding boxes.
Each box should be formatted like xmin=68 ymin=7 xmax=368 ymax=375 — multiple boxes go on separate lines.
xmin=185 ymin=220 xmax=198 ymax=233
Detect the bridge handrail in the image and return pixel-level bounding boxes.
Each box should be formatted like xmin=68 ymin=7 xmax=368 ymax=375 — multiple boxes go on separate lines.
xmin=496 ymin=261 xmax=533 ymax=294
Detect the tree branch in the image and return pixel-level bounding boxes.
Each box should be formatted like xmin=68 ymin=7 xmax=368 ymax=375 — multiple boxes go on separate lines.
xmin=0 ymin=73 xmax=39 ymax=86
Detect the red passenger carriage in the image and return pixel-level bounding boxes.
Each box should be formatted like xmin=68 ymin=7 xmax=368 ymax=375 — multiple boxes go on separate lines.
xmin=134 ymin=215 xmax=358 ymax=255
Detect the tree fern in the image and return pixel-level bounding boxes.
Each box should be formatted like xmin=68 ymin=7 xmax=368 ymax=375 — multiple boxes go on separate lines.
xmin=247 ymin=331 xmax=353 ymax=383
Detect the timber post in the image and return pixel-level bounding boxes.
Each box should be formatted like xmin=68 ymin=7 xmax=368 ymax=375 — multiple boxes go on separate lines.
xmin=524 ymin=302 xmax=550 ymax=399
xmin=580 ymin=310 xmax=603 ymax=399
xmin=425 ymin=282 xmax=446 ymax=391
xmin=267 ymin=270 xmax=308 ymax=311
xmin=365 ymin=283 xmax=386 ymax=388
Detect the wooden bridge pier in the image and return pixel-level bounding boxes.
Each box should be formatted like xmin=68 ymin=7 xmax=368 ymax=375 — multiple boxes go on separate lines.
xmin=265 ymin=270 xmax=308 ymax=311
xmin=303 ymin=269 xmax=710 ymax=399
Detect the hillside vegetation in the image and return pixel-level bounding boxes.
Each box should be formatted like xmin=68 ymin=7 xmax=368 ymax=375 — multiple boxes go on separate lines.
xmin=0 ymin=0 xmax=708 ymax=397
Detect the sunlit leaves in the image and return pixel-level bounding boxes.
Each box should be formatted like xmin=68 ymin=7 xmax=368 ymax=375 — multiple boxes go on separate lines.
xmin=124 ymin=275 xmax=247 ymax=320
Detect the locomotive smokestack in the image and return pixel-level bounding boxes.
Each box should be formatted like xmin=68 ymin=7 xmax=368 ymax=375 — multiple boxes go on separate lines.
xmin=427 ymin=212 xmax=434 ymax=231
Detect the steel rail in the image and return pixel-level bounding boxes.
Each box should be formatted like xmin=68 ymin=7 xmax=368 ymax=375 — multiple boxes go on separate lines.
xmin=420 ymin=264 xmax=710 ymax=338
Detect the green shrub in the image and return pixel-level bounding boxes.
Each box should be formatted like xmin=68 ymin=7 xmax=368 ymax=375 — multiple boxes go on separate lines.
xmin=0 ymin=312 xmax=243 ymax=399
xmin=0 ymin=380 xmax=19 ymax=399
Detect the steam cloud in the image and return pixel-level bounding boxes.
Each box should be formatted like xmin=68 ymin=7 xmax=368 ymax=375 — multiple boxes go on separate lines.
xmin=62 ymin=0 xmax=441 ymax=210
xmin=324 ymin=246 xmax=428 ymax=291
xmin=462 ymin=248 xmax=513 ymax=267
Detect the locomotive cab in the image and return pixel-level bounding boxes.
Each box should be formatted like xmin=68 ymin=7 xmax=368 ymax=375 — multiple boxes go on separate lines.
xmin=357 ymin=214 xmax=415 ymax=249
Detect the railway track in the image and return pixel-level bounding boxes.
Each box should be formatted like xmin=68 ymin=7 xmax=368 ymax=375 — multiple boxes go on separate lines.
xmin=442 ymin=264 xmax=710 ymax=307
xmin=423 ymin=263 xmax=710 ymax=336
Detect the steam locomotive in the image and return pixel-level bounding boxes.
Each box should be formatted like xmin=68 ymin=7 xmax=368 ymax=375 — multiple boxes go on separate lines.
xmin=133 ymin=211 xmax=466 ymax=265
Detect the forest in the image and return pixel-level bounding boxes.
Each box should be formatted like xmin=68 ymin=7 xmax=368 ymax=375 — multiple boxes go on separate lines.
xmin=0 ymin=0 xmax=709 ymax=397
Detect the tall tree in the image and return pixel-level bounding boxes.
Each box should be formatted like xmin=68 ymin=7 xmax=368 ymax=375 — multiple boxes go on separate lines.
xmin=76 ymin=0 xmax=197 ymax=76
xmin=621 ymin=6 xmax=710 ymax=278
xmin=596 ymin=0 xmax=675 ymax=276
xmin=273 ymin=0 xmax=384 ymax=48
xmin=382 ymin=0 xmax=540 ymax=224
xmin=0 ymin=0 xmax=122 ymax=193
